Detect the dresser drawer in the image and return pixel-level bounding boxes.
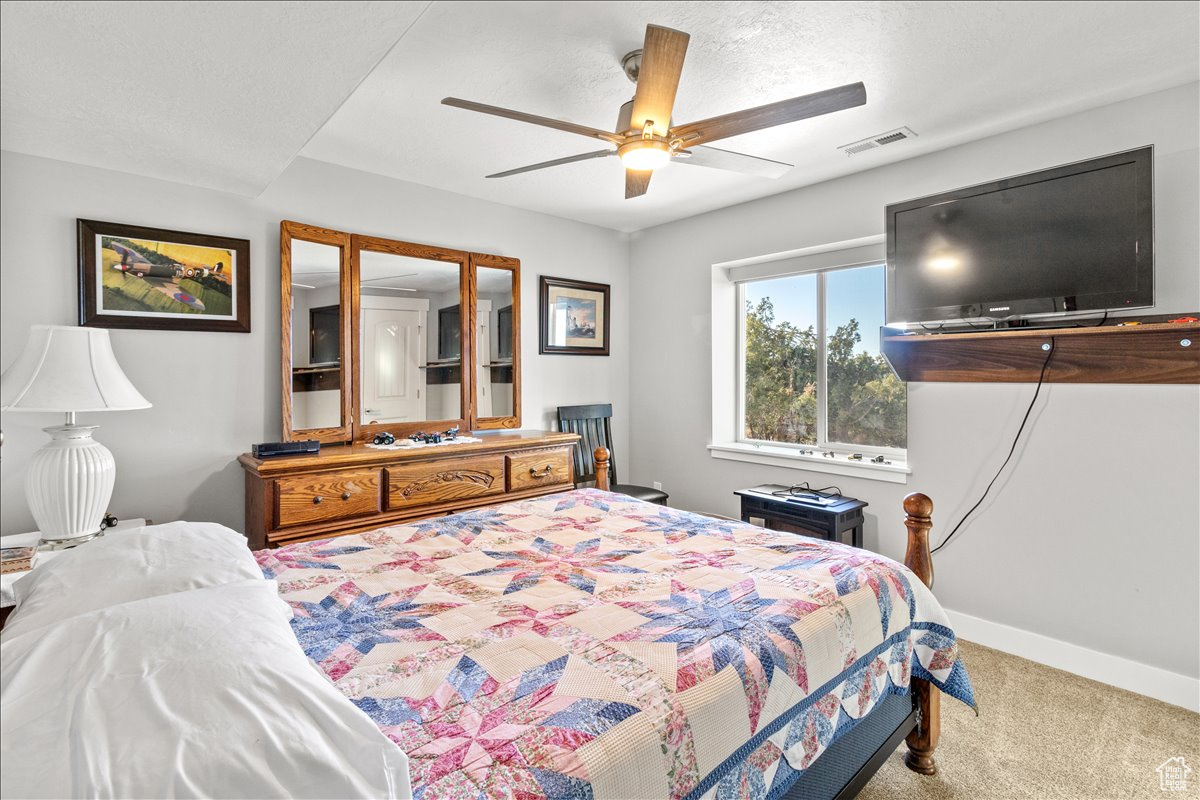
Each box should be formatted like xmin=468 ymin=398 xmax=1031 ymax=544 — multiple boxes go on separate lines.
xmin=386 ymin=454 xmax=505 ymax=509
xmin=275 ymin=469 xmax=382 ymax=528
xmin=507 ymin=448 xmax=572 ymax=492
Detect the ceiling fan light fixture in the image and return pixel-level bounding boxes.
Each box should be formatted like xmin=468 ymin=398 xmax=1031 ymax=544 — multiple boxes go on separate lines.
xmin=448 ymin=23 xmax=865 ymax=198
xmin=618 ymin=139 xmax=670 ymax=171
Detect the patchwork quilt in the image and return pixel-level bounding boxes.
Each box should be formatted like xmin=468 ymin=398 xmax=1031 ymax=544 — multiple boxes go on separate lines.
xmin=257 ymin=489 xmax=974 ymax=800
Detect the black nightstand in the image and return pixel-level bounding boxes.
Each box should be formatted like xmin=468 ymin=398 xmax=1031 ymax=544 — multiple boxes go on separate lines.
xmin=735 ymin=484 xmax=868 ymax=548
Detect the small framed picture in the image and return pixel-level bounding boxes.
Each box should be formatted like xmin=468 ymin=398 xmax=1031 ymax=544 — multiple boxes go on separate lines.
xmin=78 ymin=219 xmax=251 ymax=333
xmin=539 ymin=276 xmax=610 ymax=356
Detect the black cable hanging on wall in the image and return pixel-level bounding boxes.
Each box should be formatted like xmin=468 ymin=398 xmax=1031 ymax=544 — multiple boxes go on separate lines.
xmin=930 ymin=340 xmax=1055 ymax=555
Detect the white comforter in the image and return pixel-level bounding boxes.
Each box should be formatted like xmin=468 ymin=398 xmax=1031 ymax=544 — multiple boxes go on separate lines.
xmin=0 ymin=523 xmax=412 ymax=799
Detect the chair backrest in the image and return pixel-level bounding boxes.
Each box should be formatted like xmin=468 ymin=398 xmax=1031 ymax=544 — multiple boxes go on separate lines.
xmin=557 ymin=403 xmax=618 ymax=487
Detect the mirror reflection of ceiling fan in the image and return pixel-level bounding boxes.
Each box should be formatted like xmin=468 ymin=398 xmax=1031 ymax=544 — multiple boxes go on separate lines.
xmin=360 ymin=273 xmax=418 ymax=292
xmin=443 ymin=23 xmax=866 ymax=199
xmin=293 ymin=272 xmax=420 ymax=291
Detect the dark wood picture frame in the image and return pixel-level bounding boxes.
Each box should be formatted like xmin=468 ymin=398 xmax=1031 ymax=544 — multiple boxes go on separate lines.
xmin=78 ymin=218 xmax=251 ymax=333
xmin=538 ymin=276 xmax=610 ymax=356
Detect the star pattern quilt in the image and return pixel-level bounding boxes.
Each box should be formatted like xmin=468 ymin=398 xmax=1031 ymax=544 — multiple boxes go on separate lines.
xmin=257 ymin=489 xmax=974 ymax=800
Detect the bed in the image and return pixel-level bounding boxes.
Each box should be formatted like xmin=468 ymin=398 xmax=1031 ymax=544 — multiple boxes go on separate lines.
xmin=0 ymin=450 xmax=973 ymax=799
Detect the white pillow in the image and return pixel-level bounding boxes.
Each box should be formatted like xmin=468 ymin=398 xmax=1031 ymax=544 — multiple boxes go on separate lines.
xmin=4 ymin=521 xmax=263 ymax=639
xmin=0 ymin=579 xmax=412 ymax=800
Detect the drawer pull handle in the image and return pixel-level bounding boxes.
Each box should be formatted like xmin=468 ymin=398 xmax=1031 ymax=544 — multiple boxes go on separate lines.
xmin=530 ymin=465 xmax=554 ymax=479
xmin=341 ymin=492 xmax=351 ymax=501
xmin=312 ymin=496 xmax=323 ymax=504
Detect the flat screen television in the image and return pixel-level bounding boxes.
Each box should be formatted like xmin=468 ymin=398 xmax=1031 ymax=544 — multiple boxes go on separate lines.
xmin=885 ymin=146 xmax=1153 ymax=325
xmin=309 ymin=305 xmax=340 ymax=365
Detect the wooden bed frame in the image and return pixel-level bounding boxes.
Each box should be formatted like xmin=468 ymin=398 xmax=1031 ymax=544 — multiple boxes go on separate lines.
xmin=591 ymin=446 xmax=943 ymax=784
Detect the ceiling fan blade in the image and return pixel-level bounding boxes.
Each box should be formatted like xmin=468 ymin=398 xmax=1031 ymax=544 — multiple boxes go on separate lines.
xmin=487 ymin=149 xmax=614 ymax=179
xmin=676 ymin=145 xmax=792 ymax=179
xmin=361 ymin=272 xmax=419 ymax=283
xmin=669 ymin=82 xmax=866 ymax=148
xmin=629 ymin=24 xmax=689 ymax=137
xmin=625 ymin=169 xmax=652 ymax=199
xmin=443 ymin=98 xmax=624 ymax=145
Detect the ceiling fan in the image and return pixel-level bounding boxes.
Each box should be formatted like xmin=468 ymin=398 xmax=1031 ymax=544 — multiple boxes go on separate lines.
xmin=443 ymin=24 xmax=866 ymax=199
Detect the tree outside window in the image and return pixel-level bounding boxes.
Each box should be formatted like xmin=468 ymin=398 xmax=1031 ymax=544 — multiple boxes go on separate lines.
xmin=740 ymin=264 xmax=906 ymax=451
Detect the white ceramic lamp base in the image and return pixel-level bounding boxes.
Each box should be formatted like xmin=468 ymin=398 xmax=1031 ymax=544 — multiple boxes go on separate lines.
xmin=26 ymin=424 xmax=115 ymax=547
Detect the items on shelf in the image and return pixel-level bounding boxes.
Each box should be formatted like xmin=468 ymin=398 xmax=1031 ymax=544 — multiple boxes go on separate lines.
xmin=367 ymin=428 xmax=482 ymax=451
xmin=881 ymin=318 xmax=1200 ymax=384
xmin=736 ymin=484 xmax=868 ymax=548
xmin=1 ymin=547 xmax=37 ymax=574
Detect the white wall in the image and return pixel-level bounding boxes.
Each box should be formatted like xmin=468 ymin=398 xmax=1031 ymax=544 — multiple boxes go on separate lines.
xmin=627 ymin=83 xmax=1200 ymax=687
xmin=0 ymin=154 xmax=630 ymax=535
xmin=2 ymin=81 xmax=1195 ymax=702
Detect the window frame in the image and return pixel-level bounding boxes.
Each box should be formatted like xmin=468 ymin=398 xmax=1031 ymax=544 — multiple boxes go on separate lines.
xmin=711 ymin=235 xmax=909 ymax=483
xmin=735 ymin=263 xmax=907 ymax=461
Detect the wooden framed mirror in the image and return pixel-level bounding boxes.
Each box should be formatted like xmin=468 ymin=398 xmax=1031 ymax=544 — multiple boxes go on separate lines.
xmin=351 ymin=235 xmax=470 ymax=442
xmin=469 ymin=253 xmax=521 ymax=430
xmin=280 ymin=222 xmax=519 ymax=443
xmin=281 ymin=221 xmax=352 ymax=443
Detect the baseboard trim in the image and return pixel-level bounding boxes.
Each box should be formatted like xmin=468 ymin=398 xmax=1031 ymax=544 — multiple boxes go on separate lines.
xmin=944 ymin=609 xmax=1199 ymax=713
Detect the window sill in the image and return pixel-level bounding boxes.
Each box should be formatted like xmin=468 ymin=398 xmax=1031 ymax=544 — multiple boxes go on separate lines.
xmin=708 ymin=442 xmax=910 ymax=484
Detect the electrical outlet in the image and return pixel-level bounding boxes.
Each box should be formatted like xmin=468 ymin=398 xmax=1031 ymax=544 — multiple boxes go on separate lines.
xmin=653 ymin=481 xmax=662 ymax=491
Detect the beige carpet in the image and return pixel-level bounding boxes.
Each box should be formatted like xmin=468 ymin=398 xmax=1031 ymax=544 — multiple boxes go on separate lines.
xmin=858 ymin=641 xmax=1200 ymax=800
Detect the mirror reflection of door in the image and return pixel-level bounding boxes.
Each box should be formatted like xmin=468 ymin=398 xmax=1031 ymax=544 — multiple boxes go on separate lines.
xmin=358 ymin=251 xmax=463 ymax=426
xmin=477 ymin=266 xmax=515 ymax=419
xmin=476 ymin=298 xmax=492 ymax=417
xmin=362 ymin=300 xmax=426 ymax=424
xmin=290 ymin=240 xmax=343 ymax=431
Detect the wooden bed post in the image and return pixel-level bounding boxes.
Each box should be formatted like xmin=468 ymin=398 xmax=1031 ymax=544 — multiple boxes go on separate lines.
xmin=593 ymin=447 xmax=611 ymax=491
xmin=902 ymin=492 xmax=941 ymax=776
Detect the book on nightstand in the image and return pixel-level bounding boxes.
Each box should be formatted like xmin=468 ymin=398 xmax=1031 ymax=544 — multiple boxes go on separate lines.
xmin=0 ymin=547 xmax=37 ymax=574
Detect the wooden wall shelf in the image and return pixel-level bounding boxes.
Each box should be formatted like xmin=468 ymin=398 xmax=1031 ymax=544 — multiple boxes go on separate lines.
xmin=881 ymin=320 xmax=1200 ymax=384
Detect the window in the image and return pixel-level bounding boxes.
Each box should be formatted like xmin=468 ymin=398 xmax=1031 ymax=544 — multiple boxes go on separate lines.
xmin=737 ymin=263 xmax=906 ymax=455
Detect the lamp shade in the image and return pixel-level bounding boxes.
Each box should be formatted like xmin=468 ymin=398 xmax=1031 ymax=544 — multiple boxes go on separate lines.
xmin=1 ymin=325 xmax=151 ymax=412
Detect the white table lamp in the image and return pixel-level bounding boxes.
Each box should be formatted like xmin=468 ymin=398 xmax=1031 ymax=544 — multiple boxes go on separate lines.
xmin=1 ymin=325 xmax=151 ymax=547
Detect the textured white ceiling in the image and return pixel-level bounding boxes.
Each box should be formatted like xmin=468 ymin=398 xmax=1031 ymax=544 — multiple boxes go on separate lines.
xmin=293 ymin=235 xmax=514 ymax=292
xmin=0 ymin=0 xmax=428 ymax=195
xmin=360 ymin=251 xmax=458 ymax=293
xmin=2 ymin=1 xmax=1197 ymax=229
xmin=290 ymin=240 xmax=340 ymax=288
xmin=301 ymin=0 xmax=1199 ymax=231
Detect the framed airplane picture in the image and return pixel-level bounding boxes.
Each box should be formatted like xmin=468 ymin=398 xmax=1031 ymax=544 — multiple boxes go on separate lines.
xmin=78 ymin=219 xmax=251 ymax=333
xmin=539 ymin=275 xmax=609 ymax=356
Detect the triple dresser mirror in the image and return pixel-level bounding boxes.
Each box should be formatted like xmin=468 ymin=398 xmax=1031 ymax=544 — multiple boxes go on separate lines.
xmin=241 ymin=221 xmax=565 ymax=548
xmin=280 ymin=221 xmax=521 ymax=444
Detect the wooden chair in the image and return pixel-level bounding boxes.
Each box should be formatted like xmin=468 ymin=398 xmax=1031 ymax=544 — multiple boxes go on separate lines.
xmin=556 ymin=404 xmax=669 ymax=505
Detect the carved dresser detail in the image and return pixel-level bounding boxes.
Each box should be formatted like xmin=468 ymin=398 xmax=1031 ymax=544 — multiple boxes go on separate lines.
xmin=239 ymin=431 xmax=579 ymax=549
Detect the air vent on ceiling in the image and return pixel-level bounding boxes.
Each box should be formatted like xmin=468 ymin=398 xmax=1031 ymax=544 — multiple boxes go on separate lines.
xmin=838 ymin=127 xmax=917 ymax=157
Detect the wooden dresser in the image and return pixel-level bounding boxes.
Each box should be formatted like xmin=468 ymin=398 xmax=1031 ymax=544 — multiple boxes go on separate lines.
xmin=239 ymin=430 xmax=579 ymax=549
